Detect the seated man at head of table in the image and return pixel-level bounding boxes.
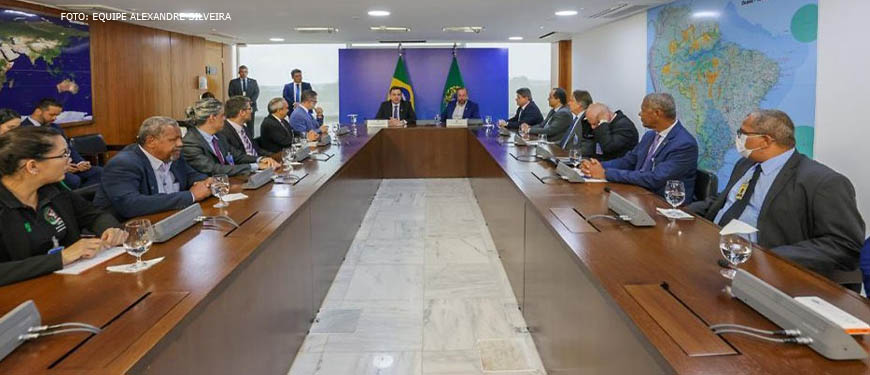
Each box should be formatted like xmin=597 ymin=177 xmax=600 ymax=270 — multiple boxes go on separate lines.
xmin=219 ymin=96 xmax=267 ymax=158
xmin=498 ymin=87 xmax=543 ymax=131
xmin=290 ymin=90 xmax=329 ymax=142
xmin=440 ymin=87 xmax=480 ymax=122
xmin=375 ymin=86 xmax=417 ymax=127
xmin=94 ymin=116 xmax=213 ymax=221
xmin=520 ymin=88 xmax=573 ymax=142
xmin=579 ymin=102 xmax=639 ymax=161
xmin=688 ymin=110 xmax=866 ymax=288
xmin=259 ymin=98 xmax=296 ymax=154
xmin=581 ymin=93 xmax=698 ymax=201
xmin=182 ymin=98 xmax=279 ymax=177
xmin=21 ymin=98 xmax=102 ymax=189
xmin=0 ymin=127 xmax=127 ymax=286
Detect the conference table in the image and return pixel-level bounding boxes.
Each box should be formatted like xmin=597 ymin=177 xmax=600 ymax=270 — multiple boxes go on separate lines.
xmin=1 ymin=124 xmax=869 ymax=374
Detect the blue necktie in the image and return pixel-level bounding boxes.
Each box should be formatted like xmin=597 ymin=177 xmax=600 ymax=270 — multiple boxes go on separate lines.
xmin=295 ymin=83 xmax=300 ymax=103
xmin=640 ymin=133 xmax=663 ymax=171
xmin=561 ymin=116 xmax=581 ymax=149
xmin=393 ymin=105 xmax=399 ymax=119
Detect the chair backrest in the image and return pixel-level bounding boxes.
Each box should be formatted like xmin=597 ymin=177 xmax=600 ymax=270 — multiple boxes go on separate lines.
xmin=72 ymin=184 xmax=98 ymax=203
xmin=694 ymin=169 xmax=718 ymax=202
xmin=70 ymin=133 xmax=108 ymax=165
xmin=860 ymin=238 xmax=870 ymax=296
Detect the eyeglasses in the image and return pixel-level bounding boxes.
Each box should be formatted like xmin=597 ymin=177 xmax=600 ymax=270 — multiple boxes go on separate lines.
xmin=736 ymin=129 xmax=766 ymax=137
xmin=40 ymin=148 xmax=71 ymax=160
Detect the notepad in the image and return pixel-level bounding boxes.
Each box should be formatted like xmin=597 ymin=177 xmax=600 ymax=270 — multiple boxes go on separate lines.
xmin=221 ymin=193 xmax=248 ymax=202
xmin=55 ymin=247 xmax=125 ymax=275
xmin=656 ymin=208 xmax=694 ymax=220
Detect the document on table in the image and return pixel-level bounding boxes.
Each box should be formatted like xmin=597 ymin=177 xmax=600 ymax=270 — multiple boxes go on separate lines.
xmin=55 ymin=247 xmax=126 ymax=275
xmin=656 ymin=208 xmax=694 ymax=220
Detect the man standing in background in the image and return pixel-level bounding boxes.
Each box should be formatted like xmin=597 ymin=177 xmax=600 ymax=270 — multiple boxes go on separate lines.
xmin=283 ymin=69 xmax=313 ymax=110
xmin=228 ymin=65 xmax=260 ymax=129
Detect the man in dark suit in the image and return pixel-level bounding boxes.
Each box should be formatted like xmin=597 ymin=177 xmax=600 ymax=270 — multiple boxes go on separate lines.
xmin=440 ymin=88 xmax=480 ymax=121
xmin=689 ymin=110 xmax=865 ymax=287
xmin=93 ymin=116 xmax=212 ymax=220
xmin=182 ymin=98 xmax=279 ymax=177
xmin=375 ymin=86 xmax=416 ymax=126
xmin=259 ymin=98 xmax=296 ymax=154
xmin=499 ymin=87 xmax=543 ymax=130
xmin=282 ymin=68 xmax=312 ymax=110
xmin=227 ymin=65 xmax=260 ymax=129
xmin=580 ymin=103 xmax=639 ymax=161
xmin=21 ymin=98 xmax=102 ymax=189
xmin=220 ymin=96 xmax=266 ymax=157
xmin=581 ymin=93 xmax=698 ymax=200
xmin=521 ymin=88 xmax=573 ymax=142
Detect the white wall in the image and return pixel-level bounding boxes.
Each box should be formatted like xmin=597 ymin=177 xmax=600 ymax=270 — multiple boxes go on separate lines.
xmin=571 ymin=12 xmax=648 ymax=129
xmin=814 ymin=0 xmax=870 ymax=235
xmin=571 ymin=4 xmax=870 ymax=232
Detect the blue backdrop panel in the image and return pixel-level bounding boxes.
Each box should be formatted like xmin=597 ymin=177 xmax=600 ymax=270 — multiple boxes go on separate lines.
xmin=338 ymin=48 xmax=508 ymax=122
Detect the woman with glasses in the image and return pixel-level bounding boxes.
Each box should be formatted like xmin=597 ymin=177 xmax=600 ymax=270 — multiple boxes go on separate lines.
xmin=0 ymin=127 xmax=127 ymax=286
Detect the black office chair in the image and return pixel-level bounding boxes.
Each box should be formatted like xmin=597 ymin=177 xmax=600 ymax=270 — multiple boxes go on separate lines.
xmin=72 ymin=184 xmax=99 ymax=203
xmin=70 ymin=133 xmax=108 ymax=166
xmin=694 ymin=169 xmax=718 ymax=202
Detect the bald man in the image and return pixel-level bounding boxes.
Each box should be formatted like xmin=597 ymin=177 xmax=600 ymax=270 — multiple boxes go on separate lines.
xmin=583 ymin=103 xmax=638 ymax=161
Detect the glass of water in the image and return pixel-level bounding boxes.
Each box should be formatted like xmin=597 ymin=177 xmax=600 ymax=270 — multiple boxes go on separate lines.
xmin=665 ymin=180 xmax=686 ymax=209
xmin=569 ymin=148 xmax=582 ymax=165
xmin=719 ymin=234 xmax=752 ymax=279
xmin=122 ymin=219 xmax=154 ymax=272
xmin=539 ymin=134 xmax=547 ymax=145
xmin=211 ymin=174 xmax=230 ymax=208
xmin=434 ymin=114 xmax=441 ymax=124
xmin=485 ymin=115 xmax=492 ymax=126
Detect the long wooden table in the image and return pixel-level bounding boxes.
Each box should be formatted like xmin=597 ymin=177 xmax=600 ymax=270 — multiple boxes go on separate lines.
xmin=0 ymin=125 xmax=868 ymax=374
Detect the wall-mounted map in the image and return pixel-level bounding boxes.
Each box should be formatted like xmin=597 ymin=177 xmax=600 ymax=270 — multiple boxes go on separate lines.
xmin=0 ymin=8 xmax=92 ymax=123
xmin=647 ymin=0 xmax=818 ymax=191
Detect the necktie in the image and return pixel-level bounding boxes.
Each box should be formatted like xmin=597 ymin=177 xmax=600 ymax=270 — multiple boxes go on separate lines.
xmin=295 ymin=83 xmax=300 ymax=103
xmin=211 ymin=137 xmax=226 ymax=165
xmin=717 ymin=165 xmax=763 ymax=226
xmin=239 ymin=128 xmax=255 ymax=156
xmin=640 ymin=133 xmax=663 ymax=171
xmin=393 ymin=104 xmax=399 ymax=119
xmin=560 ymin=116 xmax=581 ymax=149
xmin=242 ymin=78 xmax=246 ymax=93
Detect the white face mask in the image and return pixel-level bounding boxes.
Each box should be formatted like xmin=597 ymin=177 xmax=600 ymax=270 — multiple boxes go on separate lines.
xmin=735 ymin=134 xmax=762 ymax=158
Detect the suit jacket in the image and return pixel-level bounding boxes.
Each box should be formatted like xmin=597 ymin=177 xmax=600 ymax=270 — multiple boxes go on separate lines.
xmin=528 ymin=105 xmax=573 ymax=141
xmin=220 ymin=120 xmax=265 ymax=157
xmin=282 ymin=81 xmax=312 ymax=106
xmin=228 ymin=77 xmax=260 ymax=111
xmin=580 ymin=110 xmax=639 ymax=161
xmin=506 ymin=101 xmax=544 ymax=130
xmin=601 ymin=121 xmax=698 ymax=201
xmin=290 ymin=105 xmax=323 ymax=134
xmin=440 ymin=100 xmax=480 ymax=121
xmin=375 ymin=100 xmax=416 ymax=125
xmin=182 ymin=127 xmax=259 ymax=176
xmin=258 ymin=114 xmax=295 ymax=154
xmin=20 ymin=117 xmax=85 ymax=163
xmin=688 ymin=152 xmax=866 ymax=283
xmin=93 ymin=144 xmax=206 ymax=221
xmin=557 ymin=112 xmax=589 ymax=150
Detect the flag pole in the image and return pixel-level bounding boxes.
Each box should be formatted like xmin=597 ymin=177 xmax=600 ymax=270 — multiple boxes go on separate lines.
xmin=452 ymin=43 xmax=457 ymax=57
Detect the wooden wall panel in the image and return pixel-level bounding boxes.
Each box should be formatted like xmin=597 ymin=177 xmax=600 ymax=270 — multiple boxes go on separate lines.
xmin=557 ymin=40 xmax=572 ymax=91
xmin=1 ymin=0 xmax=227 ymax=144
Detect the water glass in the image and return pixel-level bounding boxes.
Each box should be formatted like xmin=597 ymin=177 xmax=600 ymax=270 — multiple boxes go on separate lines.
xmin=434 ymin=114 xmax=441 ymax=124
xmin=539 ymin=134 xmax=547 ymax=144
xmin=212 ymin=174 xmax=230 ymax=208
xmin=485 ymin=115 xmax=492 ymax=126
xmin=122 ymin=219 xmax=154 ymax=272
xmin=665 ymin=180 xmax=686 ymax=209
xmin=569 ymin=148 xmax=581 ymax=165
xmin=719 ymin=234 xmax=752 ymax=279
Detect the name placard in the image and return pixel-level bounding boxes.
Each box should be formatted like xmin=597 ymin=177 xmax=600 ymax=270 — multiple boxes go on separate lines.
xmin=367 ymin=119 xmax=388 ymax=127
xmin=446 ymin=119 xmax=468 ymax=127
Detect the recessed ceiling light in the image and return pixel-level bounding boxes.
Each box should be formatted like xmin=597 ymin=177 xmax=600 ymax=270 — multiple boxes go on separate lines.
xmin=269 ymin=37 xmax=285 ymax=42
xmin=555 ymin=10 xmax=578 ymax=16
xmin=508 ymin=36 xmax=523 ymax=41
xmin=368 ymin=10 xmax=390 ymax=17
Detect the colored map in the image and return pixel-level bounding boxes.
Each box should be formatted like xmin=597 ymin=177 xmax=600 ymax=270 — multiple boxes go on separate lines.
xmin=0 ymin=8 xmax=91 ymax=122
xmin=647 ymin=0 xmax=818 ymax=190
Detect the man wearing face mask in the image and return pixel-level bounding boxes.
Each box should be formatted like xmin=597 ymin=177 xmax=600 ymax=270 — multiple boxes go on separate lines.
xmin=688 ymin=110 xmax=865 ymax=289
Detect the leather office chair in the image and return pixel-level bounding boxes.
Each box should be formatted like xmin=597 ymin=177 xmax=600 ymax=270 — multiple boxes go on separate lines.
xmin=70 ymin=133 xmax=109 ymax=166
xmin=694 ymin=169 xmax=718 ymax=202
xmin=72 ymin=184 xmax=98 ymax=203
xmin=860 ymin=238 xmax=870 ymax=296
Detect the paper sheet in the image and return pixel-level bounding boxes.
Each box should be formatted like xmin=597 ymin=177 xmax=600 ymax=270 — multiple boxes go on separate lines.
xmin=656 ymin=208 xmax=694 ymax=220
xmin=720 ymin=219 xmax=758 ymax=235
xmin=55 ymin=246 xmax=125 ymax=275
xmin=106 ymin=257 xmax=165 ymax=273
xmin=221 ymin=193 xmax=248 ymax=202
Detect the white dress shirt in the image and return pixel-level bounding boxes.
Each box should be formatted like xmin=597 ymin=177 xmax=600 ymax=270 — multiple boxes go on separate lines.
xmin=139 ymin=146 xmax=180 ymax=194
xmin=452 ymin=102 xmax=466 ymax=119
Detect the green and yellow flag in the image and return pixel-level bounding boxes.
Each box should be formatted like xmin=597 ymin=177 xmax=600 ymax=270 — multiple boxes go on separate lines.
xmin=388 ymin=55 xmax=415 ymax=109
xmin=441 ymin=55 xmax=465 ymax=112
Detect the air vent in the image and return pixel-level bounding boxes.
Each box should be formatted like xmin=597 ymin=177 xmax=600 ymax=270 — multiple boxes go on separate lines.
xmin=442 ymin=26 xmax=484 ymax=33
xmin=209 ymin=31 xmax=239 ymax=40
xmin=370 ymin=26 xmax=411 ymax=33
xmin=588 ymin=3 xmax=649 ymax=19
xmin=294 ymin=27 xmax=339 ymax=34
xmin=538 ymin=31 xmax=557 ymax=39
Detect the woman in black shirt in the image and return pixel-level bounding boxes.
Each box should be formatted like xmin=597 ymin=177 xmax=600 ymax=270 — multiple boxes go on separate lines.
xmin=0 ymin=127 xmax=126 ymax=286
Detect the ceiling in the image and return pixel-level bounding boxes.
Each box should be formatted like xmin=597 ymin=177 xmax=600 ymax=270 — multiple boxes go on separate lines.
xmin=36 ymin=0 xmax=668 ymax=44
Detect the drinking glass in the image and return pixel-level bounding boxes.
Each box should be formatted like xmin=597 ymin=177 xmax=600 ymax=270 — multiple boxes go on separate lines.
xmin=569 ymin=148 xmax=581 ymax=165
xmin=434 ymin=114 xmax=441 ymax=124
xmin=122 ymin=219 xmax=154 ymax=272
xmin=212 ymin=174 xmax=230 ymax=208
xmin=719 ymin=234 xmax=752 ymax=279
xmin=485 ymin=115 xmax=492 ymax=126
xmin=539 ymin=134 xmax=547 ymax=145
xmin=665 ymin=180 xmax=686 ymax=209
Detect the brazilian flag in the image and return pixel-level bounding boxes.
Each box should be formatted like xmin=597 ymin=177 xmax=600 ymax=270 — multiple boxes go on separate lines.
xmin=388 ymin=55 xmax=415 ymax=109
xmin=440 ymin=56 xmax=465 ymax=112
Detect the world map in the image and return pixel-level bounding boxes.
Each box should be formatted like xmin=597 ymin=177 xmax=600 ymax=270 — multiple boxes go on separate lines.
xmin=647 ymin=0 xmax=818 ymax=190
xmin=0 ymin=8 xmax=91 ymax=122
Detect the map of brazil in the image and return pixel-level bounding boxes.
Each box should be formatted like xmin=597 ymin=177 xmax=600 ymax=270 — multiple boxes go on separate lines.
xmin=0 ymin=8 xmax=91 ymax=123
xmin=647 ymin=0 xmax=818 ymax=190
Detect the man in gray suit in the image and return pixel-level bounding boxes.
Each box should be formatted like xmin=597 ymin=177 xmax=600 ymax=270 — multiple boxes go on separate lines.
xmin=521 ymin=88 xmax=572 ymax=142
xmin=689 ymin=109 xmax=865 ymax=288
xmin=181 ymin=98 xmax=279 ymax=177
